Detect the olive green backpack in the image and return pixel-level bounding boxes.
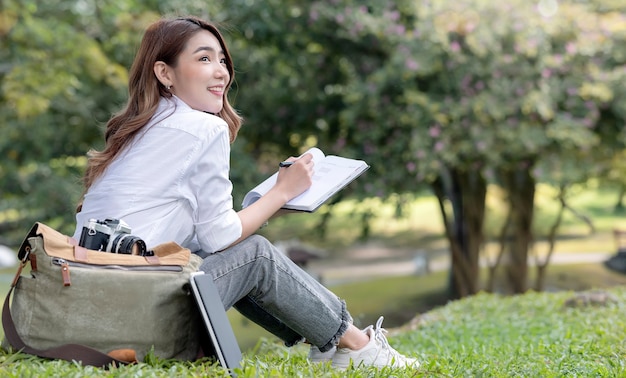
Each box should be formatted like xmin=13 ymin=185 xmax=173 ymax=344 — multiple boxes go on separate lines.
xmin=2 ymin=222 xmax=204 ymax=367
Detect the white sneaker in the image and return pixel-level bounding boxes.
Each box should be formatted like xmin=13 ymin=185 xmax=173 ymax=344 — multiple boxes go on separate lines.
xmin=331 ymin=316 xmax=420 ymax=370
xmin=308 ymin=345 xmax=337 ymax=363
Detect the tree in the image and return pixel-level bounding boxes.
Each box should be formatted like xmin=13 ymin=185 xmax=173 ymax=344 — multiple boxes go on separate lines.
xmin=222 ymin=0 xmax=626 ymax=297
xmin=2 ymin=0 xmax=626 ymax=301
xmin=0 ymin=0 xmax=225 ymax=242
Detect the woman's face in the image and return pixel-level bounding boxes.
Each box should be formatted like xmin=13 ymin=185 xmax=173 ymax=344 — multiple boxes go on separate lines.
xmin=169 ymin=30 xmax=230 ymax=114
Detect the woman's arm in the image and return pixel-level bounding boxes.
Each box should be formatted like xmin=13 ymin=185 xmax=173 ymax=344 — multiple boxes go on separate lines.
xmin=231 ymin=153 xmax=314 ymax=246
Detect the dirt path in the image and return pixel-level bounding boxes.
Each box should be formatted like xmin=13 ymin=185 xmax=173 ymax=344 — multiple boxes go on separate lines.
xmin=309 ymin=247 xmax=615 ymax=286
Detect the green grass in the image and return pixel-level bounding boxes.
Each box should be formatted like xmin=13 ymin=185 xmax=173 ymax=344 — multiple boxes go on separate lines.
xmin=3 ymin=281 xmax=626 ymax=376
xmin=405 ymin=287 xmax=626 ymax=377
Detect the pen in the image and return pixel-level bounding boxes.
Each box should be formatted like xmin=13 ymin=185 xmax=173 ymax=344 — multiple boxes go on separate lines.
xmin=279 ymin=161 xmax=294 ymax=168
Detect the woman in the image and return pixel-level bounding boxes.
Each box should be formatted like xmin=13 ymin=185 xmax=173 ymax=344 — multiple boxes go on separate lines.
xmin=74 ymin=16 xmax=418 ymax=370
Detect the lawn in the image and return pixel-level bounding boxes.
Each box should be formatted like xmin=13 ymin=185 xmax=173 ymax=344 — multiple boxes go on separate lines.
xmin=2 ymin=280 xmax=626 ymax=377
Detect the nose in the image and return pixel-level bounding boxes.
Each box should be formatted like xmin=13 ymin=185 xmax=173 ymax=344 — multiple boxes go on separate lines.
xmin=216 ymin=64 xmax=229 ymax=80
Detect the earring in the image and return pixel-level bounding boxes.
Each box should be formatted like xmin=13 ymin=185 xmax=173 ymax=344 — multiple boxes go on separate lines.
xmin=166 ymin=84 xmax=172 ymax=90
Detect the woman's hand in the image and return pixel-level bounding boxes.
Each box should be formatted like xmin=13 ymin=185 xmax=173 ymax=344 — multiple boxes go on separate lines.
xmin=273 ymin=152 xmax=315 ymax=202
xmin=234 ymin=152 xmax=315 ymax=246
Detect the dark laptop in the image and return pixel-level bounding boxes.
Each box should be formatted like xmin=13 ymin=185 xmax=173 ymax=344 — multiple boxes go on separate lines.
xmin=189 ymin=272 xmax=242 ymax=375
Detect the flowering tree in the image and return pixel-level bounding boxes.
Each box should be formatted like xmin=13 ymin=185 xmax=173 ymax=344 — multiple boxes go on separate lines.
xmin=227 ymin=0 xmax=626 ymax=296
xmin=2 ymin=0 xmax=625 ymax=299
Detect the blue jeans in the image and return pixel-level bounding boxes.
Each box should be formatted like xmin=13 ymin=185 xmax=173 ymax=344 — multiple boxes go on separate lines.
xmin=197 ymin=235 xmax=351 ymax=352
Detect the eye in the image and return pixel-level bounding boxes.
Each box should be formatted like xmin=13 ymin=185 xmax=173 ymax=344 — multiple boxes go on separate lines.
xmin=220 ymin=57 xmax=227 ymax=65
xmin=200 ymin=56 xmax=210 ymax=62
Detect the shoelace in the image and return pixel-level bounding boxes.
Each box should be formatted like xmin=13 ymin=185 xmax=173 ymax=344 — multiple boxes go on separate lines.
xmin=371 ymin=316 xmax=406 ymax=362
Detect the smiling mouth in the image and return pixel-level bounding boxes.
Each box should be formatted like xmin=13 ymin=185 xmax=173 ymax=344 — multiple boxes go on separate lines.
xmin=208 ymin=86 xmax=224 ymax=93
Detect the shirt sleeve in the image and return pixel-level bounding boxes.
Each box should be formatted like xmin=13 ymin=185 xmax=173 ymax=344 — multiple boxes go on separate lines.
xmin=183 ymin=122 xmax=242 ymax=253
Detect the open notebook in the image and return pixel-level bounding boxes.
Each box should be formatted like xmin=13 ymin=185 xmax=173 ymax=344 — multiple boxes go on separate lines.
xmin=189 ymin=272 xmax=242 ymax=375
xmin=242 ymin=147 xmax=369 ymax=212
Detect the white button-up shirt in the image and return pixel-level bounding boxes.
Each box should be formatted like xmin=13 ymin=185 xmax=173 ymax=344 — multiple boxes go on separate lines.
xmin=73 ymin=96 xmax=242 ymax=253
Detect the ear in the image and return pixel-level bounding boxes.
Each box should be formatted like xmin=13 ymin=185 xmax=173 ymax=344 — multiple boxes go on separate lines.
xmin=153 ymin=61 xmax=173 ymax=88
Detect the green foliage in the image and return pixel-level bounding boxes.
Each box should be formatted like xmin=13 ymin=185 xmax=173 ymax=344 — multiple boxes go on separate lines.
xmin=2 ymin=0 xmax=626 ymax=289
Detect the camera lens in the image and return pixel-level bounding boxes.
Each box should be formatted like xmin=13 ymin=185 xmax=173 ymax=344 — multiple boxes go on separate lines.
xmin=111 ymin=234 xmax=148 ymax=256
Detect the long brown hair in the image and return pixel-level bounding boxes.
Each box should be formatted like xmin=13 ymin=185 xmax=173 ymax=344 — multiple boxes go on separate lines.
xmin=80 ymin=16 xmax=242 ymax=203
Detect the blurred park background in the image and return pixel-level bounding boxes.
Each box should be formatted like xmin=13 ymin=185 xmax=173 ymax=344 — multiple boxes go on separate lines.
xmin=2 ymin=0 xmax=626 ymax=351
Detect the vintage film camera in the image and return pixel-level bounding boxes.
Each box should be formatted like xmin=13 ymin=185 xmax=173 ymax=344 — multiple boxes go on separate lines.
xmin=79 ymin=218 xmax=151 ymax=256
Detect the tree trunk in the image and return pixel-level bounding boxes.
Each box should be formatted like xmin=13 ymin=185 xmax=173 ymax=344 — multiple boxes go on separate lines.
xmin=499 ymin=164 xmax=535 ymax=294
xmin=432 ymin=166 xmax=486 ymax=299
xmin=533 ymin=185 xmax=566 ymax=291
xmin=486 ymin=209 xmax=511 ymax=293
xmin=615 ymin=184 xmax=626 ymax=212
xmin=535 ymin=264 xmax=548 ymax=292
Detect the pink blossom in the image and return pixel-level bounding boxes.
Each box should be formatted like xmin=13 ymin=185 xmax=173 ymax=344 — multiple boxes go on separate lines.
xmin=334 ymin=137 xmax=346 ymax=150
xmin=405 ymin=58 xmax=419 ymax=71
xmin=566 ymin=42 xmax=576 ymax=54
xmin=461 ymin=75 xmax=472 ymax=90
xmin=542 ymin=68 xmax=552 ymax=78
xmin=389 ymin=24 xmax=405 ymax=35
xmin=532 ymin=167 xmax=543 ymax=178
xmin=406 ymin=162 xmax=416 ymax=172
xmin=429 ymin=125 xmax=441 ymax=137
xmin=435 ymin=141 xmax=445 ymax=152
xmin=386 ymin=11 xmax=400 ymax=21
xmin=450 ymin=41 xmax=461 ymax=53
xmin=351 ymin=22 xmax=364 ymax=35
